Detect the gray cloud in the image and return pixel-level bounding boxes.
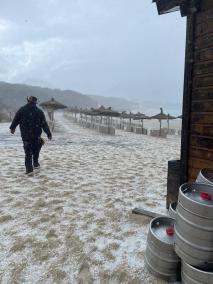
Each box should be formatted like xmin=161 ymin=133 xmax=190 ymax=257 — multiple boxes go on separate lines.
xmin=0 ymin=0 xmax=186 ymax=106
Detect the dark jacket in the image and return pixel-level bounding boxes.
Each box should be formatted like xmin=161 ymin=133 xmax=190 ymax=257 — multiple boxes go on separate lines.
xmin=10 ymin=102 xmax=52 ymax=141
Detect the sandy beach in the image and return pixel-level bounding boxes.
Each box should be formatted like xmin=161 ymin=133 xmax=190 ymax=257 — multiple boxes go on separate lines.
xmin=0 ymin=112 xmax=180 ymax=283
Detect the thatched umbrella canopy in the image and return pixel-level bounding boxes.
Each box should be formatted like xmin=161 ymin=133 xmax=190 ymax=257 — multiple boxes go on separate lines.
xmin=167 ymin=113 xmax=176 ymax=132
xmin=133 ymin=112 xmax=150 ymax=131
xmin=82 ymin=108 xmax=100 ymax=116
xmin=96 ymin=106 xmax=120 ymax=117
xmin=40 ymin=98 xmax=66 ymax=110
xmin=150 ymin=108 xmax=168 ymax=135
xmin=95 ymin=106 xmax=120 ymax=126
xmin=120 ymin=111 xmax=135 ymax=119
xmin=40 ymin=98 xmax=67 ymax=121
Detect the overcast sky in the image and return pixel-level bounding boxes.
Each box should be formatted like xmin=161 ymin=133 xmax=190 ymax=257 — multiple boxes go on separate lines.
xmin=0 ymin=0 xmax=186 ymax=104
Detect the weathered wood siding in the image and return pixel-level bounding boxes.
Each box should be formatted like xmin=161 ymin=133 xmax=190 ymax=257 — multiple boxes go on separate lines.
xmin=188 ymin=0 xmax=213 ymax=180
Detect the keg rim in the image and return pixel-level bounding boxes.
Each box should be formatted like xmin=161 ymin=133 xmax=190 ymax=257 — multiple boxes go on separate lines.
xmin=182 ymin=261 xmax=213 ymax=274
xmin=200 ymin=168 xmax=213 ymax=184
xmin=149 ymin=216 xmax=175 ymax=245
xmin=180 ymin=183 xmax=213 ymax=207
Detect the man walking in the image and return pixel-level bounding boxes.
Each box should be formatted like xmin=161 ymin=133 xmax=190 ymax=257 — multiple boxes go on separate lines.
xmin=10 ymin=96 xmax=52 ymax=176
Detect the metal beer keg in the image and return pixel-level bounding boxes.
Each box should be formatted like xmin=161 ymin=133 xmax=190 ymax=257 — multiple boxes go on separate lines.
xmin=175 ymin=183 xmax=213 ymax=268
xmin=168 ymin=202 xmax=177 ymax=220
xmin=145 ymin=216 xmax=180 ymax=282
xmin=182 ymin=261 xmax=213 ymax=284
xmin=196 ymin=169 xmax=213 ymax=186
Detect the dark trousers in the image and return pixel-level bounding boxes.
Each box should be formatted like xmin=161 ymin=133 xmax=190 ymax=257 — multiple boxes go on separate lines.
xmin=23 ymin=139 xmax=42 ymax=172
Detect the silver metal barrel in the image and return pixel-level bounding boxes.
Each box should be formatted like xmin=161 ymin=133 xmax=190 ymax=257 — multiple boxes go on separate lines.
xmin=196 ymin=169 xmax=213 ymax=186
xmin=175 ymin=183 xmax=213 ymax=268
xmin=168 ymin=202 xmax=177 ymax=220
xmin=182 ymin=261 xmax=213 ymax=284
xmin=145 ymin=216 xmax=181 ymax=282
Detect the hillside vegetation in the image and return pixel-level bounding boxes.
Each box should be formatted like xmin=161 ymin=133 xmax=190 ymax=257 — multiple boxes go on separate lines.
xmin=0 ymin=82 xmax=136 ymax=111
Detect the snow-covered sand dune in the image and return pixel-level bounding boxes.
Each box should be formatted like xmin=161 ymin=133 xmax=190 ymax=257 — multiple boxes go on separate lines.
xmin=0 ymin=113 xmax=180 ymax=283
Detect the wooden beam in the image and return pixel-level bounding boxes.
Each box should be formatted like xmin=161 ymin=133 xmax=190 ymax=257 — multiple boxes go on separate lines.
xmin=180 ymin=14 xmax=196 ymax=184
xmin=132 ymin=208 xmax=166 ymax=218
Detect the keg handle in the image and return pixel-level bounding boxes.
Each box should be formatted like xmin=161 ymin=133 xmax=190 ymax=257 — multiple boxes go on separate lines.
xmin=200 ymin=192 xmax=212 ymax=201
xmin=166 ymin=227 xmax=174 ymax=236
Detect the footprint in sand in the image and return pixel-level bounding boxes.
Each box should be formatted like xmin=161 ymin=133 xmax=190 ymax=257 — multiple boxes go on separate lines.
xmin=48 ymin=199 xmax=64 ymax=205
xmin=0 ymin=214 xmax=13 ymax=223
xmin=50 ymin=268 xmax=67 ymax=282
xmin=10 ymin=190 xmax=21 ymax=195
xmin=46 ymin=229 xmax=58 ymax=239
xmin=31 ymin=240 xmax=52 ymax=262
xmin=33 ymin=198 xmax=47 ymax=209
xmin=78 ymin=261 xmax=93 ymax=284
xmin=4 ymin=197 xmax=13 ymax=203
xmin=10 ymin=238 xmax=27 ymax=253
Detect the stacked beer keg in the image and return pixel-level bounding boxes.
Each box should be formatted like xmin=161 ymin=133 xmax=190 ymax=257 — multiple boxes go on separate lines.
xmin=145 ymin=168 xmax=213 ymax=283
xmin=145 ymin=216 xmax=181 ymax=282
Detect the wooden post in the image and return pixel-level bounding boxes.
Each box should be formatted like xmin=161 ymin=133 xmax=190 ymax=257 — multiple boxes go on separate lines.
xmin=159 ymin=119 xmax=162 ymax=136
xmin=180 ymin=15 xmax=196 ymax=184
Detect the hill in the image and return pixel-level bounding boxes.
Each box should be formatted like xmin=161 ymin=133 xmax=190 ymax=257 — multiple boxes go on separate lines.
xmin=0 ymin=82 xmax=137 ymax=111
xmin=0 ymin=82 xmax=98 ymax=111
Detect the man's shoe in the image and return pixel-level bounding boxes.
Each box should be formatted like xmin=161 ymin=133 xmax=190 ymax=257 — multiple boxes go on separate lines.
xmin=25 ymin=170 xmax=34 ymax=176
xmin=34 ymin=163 xmax=40 ymax=169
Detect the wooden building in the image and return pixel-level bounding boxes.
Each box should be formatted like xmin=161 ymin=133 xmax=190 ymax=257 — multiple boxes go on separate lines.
xmin=153 ymin=0 xmax=213 ymax=182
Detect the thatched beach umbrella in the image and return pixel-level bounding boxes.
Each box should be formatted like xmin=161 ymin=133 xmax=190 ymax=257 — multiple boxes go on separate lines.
xmin=120 ymin=111 xmax=127 ymax=128
xmin=121 ymin=111 xmax=135 ymax=129
xmin=96 ymin=106 xmax=120 ymax=126
xmin=82 ymin=108 xmax=100 ymax=123
xmin=133 ymin=112 xmax=150 ymax=132
xmin=121 ymin=111 xmax=135 ymax=120
xmin=73 ymin=106 xmax=80 ymax=121
xmin=40 ymin=98 xmax=67 ymax=121
xmin=167 ymin=113 xmax=176 ymax=132
xmin=151 ymin=107 xmax=168 ymax=136
xmin=97 ymin=106 xmax=120 ymax=117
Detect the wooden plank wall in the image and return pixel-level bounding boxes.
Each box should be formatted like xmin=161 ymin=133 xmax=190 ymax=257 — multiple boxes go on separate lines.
xmin=188 ymin=0 xmax=213 ymax=180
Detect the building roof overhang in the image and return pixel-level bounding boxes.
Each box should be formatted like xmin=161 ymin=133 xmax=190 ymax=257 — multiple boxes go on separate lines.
xmin=153 ymin=0 xmax=201 ymax=17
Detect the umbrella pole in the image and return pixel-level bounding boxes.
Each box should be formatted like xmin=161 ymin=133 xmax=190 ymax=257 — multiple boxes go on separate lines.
xmin=160 ymin=119 xmax=162 ymax=136
xmin=167 ymin=119 xmax=170 ymax=133
xmin=108 ymin=116 xmax=110 ymax=134
xmin=141 ymin=119 xmax=144 ymax=134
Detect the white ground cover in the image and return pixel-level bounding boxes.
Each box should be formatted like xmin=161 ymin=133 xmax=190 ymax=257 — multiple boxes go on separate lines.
xmin=0 ymin=112 xmax=180 ymax=283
